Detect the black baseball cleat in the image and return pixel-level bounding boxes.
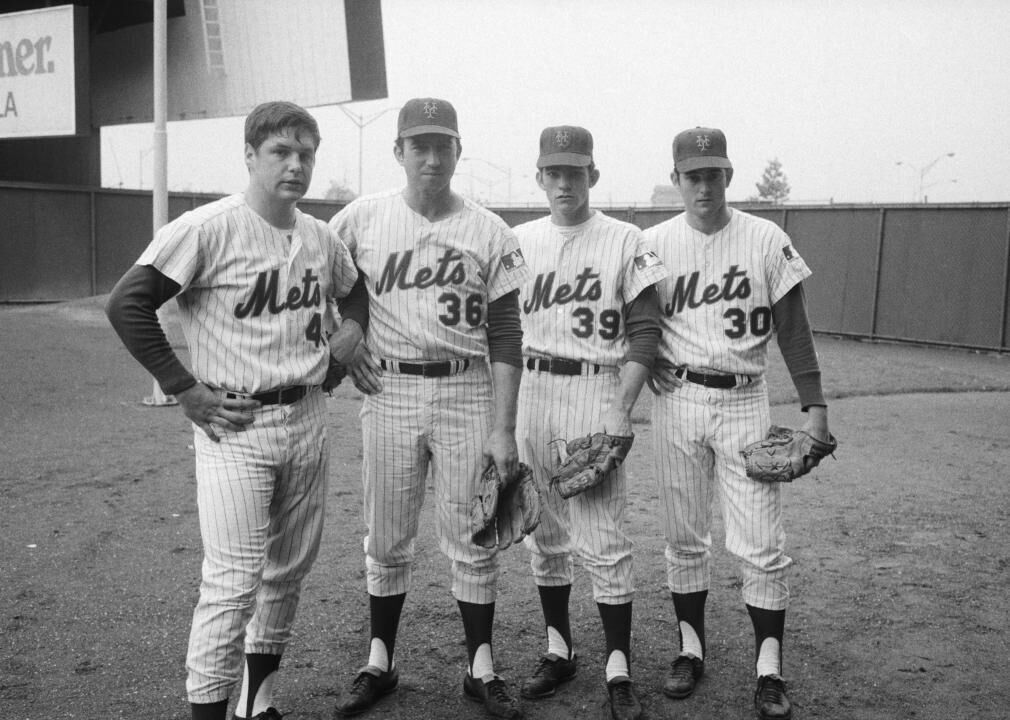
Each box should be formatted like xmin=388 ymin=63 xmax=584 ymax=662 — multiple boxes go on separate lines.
xmin=463 ymin=673 xmax=525 ymax=719
xmin=754 ymin=674 xmax=792 ymax=720
xmin=233 ymin=709 xmax=283 ymax=720
xmin=663 ymin=654 xmax=704 ymax=699
xmin=333 ymin=665 xmax=399 ymax=717
xmin=520 ymin=653 xmax=578 ymax=699
xmin=606 ymin=678 xmax=642 ymax=720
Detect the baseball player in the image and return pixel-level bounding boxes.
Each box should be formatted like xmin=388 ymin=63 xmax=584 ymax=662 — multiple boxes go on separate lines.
xmin=105 ymin=101 xmax=360 ymax=720
xmin=513 ymin=126 xmax=667 ymax=720
xmin=644 ymin=127 xmax=832 ymax=720
xmin=328 ymin=97 xmax=532 ymax=719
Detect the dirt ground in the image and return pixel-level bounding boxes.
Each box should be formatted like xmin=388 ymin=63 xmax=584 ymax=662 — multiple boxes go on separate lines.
xmin=2 ymin=296 xmax=1009 ymax=720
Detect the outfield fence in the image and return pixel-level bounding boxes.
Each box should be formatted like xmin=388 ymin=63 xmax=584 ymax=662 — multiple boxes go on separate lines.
xmin=2 ymin=181 xmax=1008 ymax=352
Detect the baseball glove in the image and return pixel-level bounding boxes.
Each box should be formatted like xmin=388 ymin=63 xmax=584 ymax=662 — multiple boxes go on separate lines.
xmin=471 ymin=462 xmax=542 ymax=550
xmin=550 ymin=432 xmax=635 ymax=499
xmin=741 ymin=425 xmax=838 ymax=483
xmin=321 ymin=354 xmax=347 ymax=393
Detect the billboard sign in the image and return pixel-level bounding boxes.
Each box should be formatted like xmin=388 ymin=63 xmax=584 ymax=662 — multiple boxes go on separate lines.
xmin=91 ymin=0 xmax=387 ymax=126
xmin=0 ymin=4 xmax=88 ymax=138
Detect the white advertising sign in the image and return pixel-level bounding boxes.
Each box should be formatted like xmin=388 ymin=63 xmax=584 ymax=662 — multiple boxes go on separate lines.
xmin=0 ymin=5 xmax=87 ymax=138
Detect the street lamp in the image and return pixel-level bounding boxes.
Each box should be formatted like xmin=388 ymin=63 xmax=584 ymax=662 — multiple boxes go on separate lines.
xmin=896 ymin=152 xmax=955 ymax=202
xmin=460 ymin=157 xmax=512 ymax=204
xmin=339 ymin=105 xmax=397 ymax=196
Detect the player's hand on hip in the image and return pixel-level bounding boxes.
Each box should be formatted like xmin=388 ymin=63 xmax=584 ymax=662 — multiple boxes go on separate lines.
xmin=647 ymin=360 xmax=684 ymax=395
xmin=483 ymin=426 xmax=519 ymax=482
xmin=348 ymin=342 xmax=383 ymax=395
xmin=328 ymin=319 xmax=364 ymax=364
xmin=176 ymin=383 xmax=259 ymax=443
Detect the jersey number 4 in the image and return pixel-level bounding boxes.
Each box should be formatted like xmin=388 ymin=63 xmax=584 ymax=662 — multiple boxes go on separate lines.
xmin=723 ymin=306 xmax=772 ymax=339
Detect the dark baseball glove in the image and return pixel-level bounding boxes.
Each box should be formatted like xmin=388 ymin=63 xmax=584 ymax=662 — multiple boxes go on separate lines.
xmin=741 ymin=425 xmax=838 ymax=483
xmin=550 ymin=432 xmax=634 ymax=499
xmin=322 ymin=354 xmax=347 ymax=394
xmin=471 ymin=462 xmax=541 ymax=550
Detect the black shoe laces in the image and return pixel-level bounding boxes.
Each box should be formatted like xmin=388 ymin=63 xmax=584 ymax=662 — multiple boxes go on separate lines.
xmin=487 ymin=679 xmax=515 ymax=706
xmin=611 ymin=682 xmax=635 ymax=705
xmin=670 ymin=657 xmax=695 ymax=681
xmin=531 ymin=657 xmax=555 ymax=678
xmin=758 ymin=677 xmax=786 ymax=704
xmin=350 ymin=672 xmax=375 ymax=695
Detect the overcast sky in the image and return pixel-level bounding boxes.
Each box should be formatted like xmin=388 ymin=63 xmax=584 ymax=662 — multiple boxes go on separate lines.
xmin=101 ymin=0 xmax=1009 ymax=206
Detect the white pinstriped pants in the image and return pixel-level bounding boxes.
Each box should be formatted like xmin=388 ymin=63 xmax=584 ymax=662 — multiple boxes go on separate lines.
xmin=359 ymin=361 xmax=500 ymax=604
xmin=519 ymin=369 xmax=634 ymax=604
xmin=651 ymin=378 xmax=792 ymax=610
xmin=186 ymin=388 xmax=328 ymax=703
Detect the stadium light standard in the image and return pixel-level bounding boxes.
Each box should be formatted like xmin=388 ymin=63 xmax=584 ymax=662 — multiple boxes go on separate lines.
xmin=460 ymin=157 xmax=512 ymax=204
xmin=339 ymin=105 xmax=397 ymax=196
xmin=896 ymin=152 xmax=955 ymax=202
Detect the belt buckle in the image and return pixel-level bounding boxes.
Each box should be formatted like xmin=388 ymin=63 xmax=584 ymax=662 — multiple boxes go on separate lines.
xmin=421 ymin=363 xmax=440 ymax=378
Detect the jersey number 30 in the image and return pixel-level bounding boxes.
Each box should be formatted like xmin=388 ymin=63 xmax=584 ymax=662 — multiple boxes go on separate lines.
xmin=723 ymin=306 xmax=772 ymax=339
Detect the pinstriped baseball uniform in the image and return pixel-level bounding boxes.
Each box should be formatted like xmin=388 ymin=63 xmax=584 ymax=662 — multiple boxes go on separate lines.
xmin=515 ymin=211 xmax=667 ymax=603
xmin=644 ymin=208 xmax=811 ymax=610
xmin=329 ymin=190 xmax=531 ymax=603
xmin=138 ymin=193 xmax=358 ymax=701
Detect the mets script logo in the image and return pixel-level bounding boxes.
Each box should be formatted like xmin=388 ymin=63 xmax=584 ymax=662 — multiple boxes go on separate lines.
xmin=696 ymin=135 xmax=712 ymax=151
xmin=375 ymin=249 xmax=465 ymax=295
xmin=423 ymin=101 xmax=438 ymax=119
xmin=235 ymin=269 xmax=321 ymax=318
xmin=554 ymin=129 xmax=570 ymax=148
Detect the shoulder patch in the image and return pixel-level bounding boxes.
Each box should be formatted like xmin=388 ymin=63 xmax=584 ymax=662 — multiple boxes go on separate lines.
xmin=502 ymin=248 xmax=525 ymax=271
xmin=634 ymin=251 xmax=662 ymax=269
xmin=782 ymin=245 xmax=799 ymax=261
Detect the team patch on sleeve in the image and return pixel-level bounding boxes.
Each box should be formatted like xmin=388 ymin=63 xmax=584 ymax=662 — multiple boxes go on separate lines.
xmin=501 ymin=248 xmax=526 ymax=271
xmin=782 ymin=245 xmax=801 ymax=261
xmin=634 ymin=251 xmax=662 ymax=270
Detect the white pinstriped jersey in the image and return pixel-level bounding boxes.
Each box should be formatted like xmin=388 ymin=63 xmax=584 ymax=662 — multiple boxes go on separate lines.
xmin=515 ymin=211 xmax=667 ymax=365
xmin=329 ymin=189 xmax=531 ymax=361
xmin=137 ymin=194 xmax=358 ymax=392
xmin=644 ymin=208 xmax=811 ymax=376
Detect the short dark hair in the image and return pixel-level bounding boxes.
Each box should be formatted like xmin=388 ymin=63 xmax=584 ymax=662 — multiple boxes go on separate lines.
xmin=673 ymin=167 xmax=733 ymax=183
xmin=395 ymin=135 xmax=463 ymax=157
xmin=245 ymin=101 xmax=321 ymax=150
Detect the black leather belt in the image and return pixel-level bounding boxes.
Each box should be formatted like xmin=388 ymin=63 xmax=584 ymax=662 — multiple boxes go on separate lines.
xmin=380 ymin=358 xmax=470 ymax=377
xmin=227 ymin=386 xmax=309 ymax=405
xmin=526 ymin=357 xmax=603 ymax=376
xmin=675 ymin=367 xmax=738 ymax=389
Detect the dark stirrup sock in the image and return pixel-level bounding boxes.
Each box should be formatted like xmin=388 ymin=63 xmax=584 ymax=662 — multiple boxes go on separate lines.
xmin=369 ymin=592 xmax=407 ymax=666
xmin=672 ymin=590 xmax=708 ymax=656
xmin=191 ymin=699 xmax=228 ymax=720
xmin=457 ymin=600 xmax=495 ymax=670
xmin=537 ymin=584 xmax=573 ymax=655
xmin=239 ymin=653 xmax=281 ymax=718
xmin=596 ymin=601 xmax=633 ymax=670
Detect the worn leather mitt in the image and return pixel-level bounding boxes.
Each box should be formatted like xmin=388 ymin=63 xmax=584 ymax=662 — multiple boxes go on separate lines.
xmin=741 ymin=425 xmax=838 ymax=482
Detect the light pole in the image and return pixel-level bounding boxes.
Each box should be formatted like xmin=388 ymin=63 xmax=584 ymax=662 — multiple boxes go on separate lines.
xmin=138 ymin=146 xmax=154 ymax=189
xmin=896 ymin=152 xmax=955 ymax=202
xmin=460 ymin=157 xmax=512 ymax=204
xmin=339 ymin=105 xmax=397 ymax=196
